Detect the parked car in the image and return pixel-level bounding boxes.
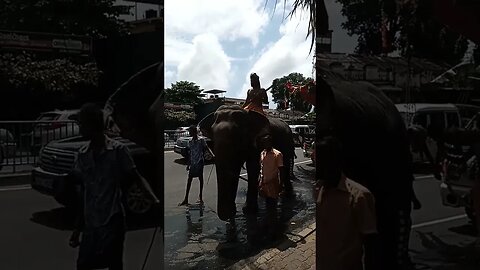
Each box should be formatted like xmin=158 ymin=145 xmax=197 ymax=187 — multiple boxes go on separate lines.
xmin=31 ymin=62 xmax=165 ymax=217
xmin=290 ymin=125 xmax=315 ymax=146
xmin=440 ymin=112 xmax=480 ymax=224
xmin=174 ymin=131 xmax=214 ymax=161
xmin=396 ymin=103 xmax=462 ymax=164
xmin=31 ymin=134 xmax=157 ymax=215
xmin=455 ymin=104 xmax=480 ymax=127
xmin=173 ymin=127 xmax=189 ymax=140
xmin=31 ymin=110 xmax=80 ymax=154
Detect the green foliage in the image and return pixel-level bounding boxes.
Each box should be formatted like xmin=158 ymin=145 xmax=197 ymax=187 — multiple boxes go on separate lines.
xmin=0 ymin=52 xmax=100 ymax=93
xmin=165 ymin=81 xmax=204 ymax=105
xmin=0 ymin=0 xmax=131 ymax=37
xmin=337 ymin=0 xmax=468 ymax=64
xmin=397 ymin=1 xmax=468 ymax=64
xmin=271 ymin=72 xmax=313 ymax=113
xmin=164 ymin=109 xmax=196 ymax=129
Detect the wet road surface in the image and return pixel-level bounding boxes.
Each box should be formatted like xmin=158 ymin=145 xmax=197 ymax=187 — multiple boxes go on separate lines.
xmin=164 ymin=148 xmax=316 ymax=269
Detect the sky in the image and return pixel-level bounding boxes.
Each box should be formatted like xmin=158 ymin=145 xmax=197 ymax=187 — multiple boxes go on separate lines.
xmin=162 ymin=0 xmax=358 ymax=107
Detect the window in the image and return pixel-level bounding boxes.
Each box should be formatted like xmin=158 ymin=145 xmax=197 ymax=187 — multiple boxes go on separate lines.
xmin=427 ymin=112 xmax=446 ymax=138
xmin=446 ymin=112 xmax=460 ymax=128
xmin=412 ymin=113 xmax=427 ymax=128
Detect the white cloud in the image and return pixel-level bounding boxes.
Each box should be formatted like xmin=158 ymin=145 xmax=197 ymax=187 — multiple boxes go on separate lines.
xmin=237 ymin=12 xmax=314 ymax=107
xmin=165 ymin=69 xmax=176 ymax=83
xmin=176 ymin=34 xmax=231 ymax=91
xmin=165 ymin=0 xmax=269 ymax=46
xmin=165 ymin=35 xmax=193 ymax=67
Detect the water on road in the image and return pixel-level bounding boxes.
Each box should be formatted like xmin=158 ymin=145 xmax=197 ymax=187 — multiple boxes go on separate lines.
xmin=164 ymin=149 xmax=316 ymax=269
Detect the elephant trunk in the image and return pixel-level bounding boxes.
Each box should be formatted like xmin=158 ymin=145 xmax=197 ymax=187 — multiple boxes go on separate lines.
xmin=216 ymin=164 xmax=242 ymax=221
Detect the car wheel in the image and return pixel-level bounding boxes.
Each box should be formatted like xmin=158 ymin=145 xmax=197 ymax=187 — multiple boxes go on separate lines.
xmin=126 ymin=183 xmax=153 ymax=215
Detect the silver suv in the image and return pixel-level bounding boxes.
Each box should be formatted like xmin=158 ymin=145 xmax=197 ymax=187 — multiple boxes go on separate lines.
xmin=396 ymin=103 xmax=462 ymax=164
xmin=31 ymin=110 xmax=80 ymax=154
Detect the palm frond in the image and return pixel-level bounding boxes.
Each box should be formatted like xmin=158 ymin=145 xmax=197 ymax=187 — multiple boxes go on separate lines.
xmin=268 ymin=0 xmax=316 ymax=53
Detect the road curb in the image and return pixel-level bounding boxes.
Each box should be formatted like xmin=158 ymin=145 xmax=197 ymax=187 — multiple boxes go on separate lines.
xmin=228 ymin=219 xmax=316 ymax=270
xmin=0 ymin=172 xmax=31 ymax=187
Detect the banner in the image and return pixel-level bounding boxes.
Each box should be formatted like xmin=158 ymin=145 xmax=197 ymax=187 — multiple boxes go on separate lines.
xmin=0 ymin=30 xmax=92 ymax=55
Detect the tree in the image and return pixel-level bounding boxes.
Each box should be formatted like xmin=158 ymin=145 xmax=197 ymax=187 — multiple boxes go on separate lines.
xmin=165 ymin=81 xmax=204 ymax=105
xmin=164 ymin=109 xmax=196 ymax=130
xmin=271 ymin=73 xmax=313 ymax=113
xmin=336 ymin=0 xmax=468 ymax=64
xmin=396 ymin=0 xmax=468 ymax=64
xmin=0 ymin=52 xmax=100 ymax=93
xmin=0 ymin=0 xmax=131 ymax=38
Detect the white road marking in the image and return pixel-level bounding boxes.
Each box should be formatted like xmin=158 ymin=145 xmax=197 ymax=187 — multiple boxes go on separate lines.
xmin=0 ymin=185 xmax=31 ymax=192
xmin=412 ymin=214 xmax=467 ymax=229
xmin=415 ymin=175 xmax=434 ymax=180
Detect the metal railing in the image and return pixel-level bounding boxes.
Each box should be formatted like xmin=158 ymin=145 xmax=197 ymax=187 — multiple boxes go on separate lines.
xmin=164 ymin=130 xmax=190 ymax=149
xmin=0 ymin=122 xmax=202 ymax=173
xmin=0 ymin=121 xmax=78 ymax=174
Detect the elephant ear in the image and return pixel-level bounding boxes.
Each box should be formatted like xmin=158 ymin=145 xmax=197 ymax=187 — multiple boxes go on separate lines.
xmin=198 ymin=112 xmax=216 ymax=139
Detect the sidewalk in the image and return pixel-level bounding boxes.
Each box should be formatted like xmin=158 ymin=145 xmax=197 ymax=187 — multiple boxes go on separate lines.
xmin=229 ymin=221 xmax=316 ymax=270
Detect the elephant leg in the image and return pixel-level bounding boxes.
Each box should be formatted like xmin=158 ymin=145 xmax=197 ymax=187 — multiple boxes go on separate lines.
xmin=282 ymin=155 xmax=294 ymax=199
xmin=243 ymin=158 xmax=260 ymax=215
xmin=226 ymin=218 xmax=237 ymax=242
xmin=289 ymin=157 xmax=296 ymax=180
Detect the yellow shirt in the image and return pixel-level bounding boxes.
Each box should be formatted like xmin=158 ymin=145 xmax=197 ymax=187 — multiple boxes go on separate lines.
xmin=259 ymin=148 xmax=284 ymax=198
xmin=317 ymin=176 xmax=377 ymax=270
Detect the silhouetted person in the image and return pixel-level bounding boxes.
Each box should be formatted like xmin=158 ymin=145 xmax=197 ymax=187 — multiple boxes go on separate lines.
xmin=243 ymin=73 xmax=268 ymax=115
xmin=258 ymin=134 xmax=286 ymax=240
xmin=316 ymin=136 xmax=378 ymax=270
xmin=179 ymin=125 xmax=214 ymax=206
xmin=69 ymin=103 xmax=159 ymax=270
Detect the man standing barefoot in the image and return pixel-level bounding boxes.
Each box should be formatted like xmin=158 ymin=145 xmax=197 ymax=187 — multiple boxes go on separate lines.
xmin=69 ymin=103 xmax=159 ymax=270
xmin=179 ymin=125 xmax=214 ymax=206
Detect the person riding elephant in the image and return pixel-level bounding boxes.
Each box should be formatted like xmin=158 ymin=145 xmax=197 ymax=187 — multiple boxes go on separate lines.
xmin=198 ymin=105 xmax=295 ymax=232
xmin=243 ymin=73 xmax=268 ymax=116
xmin=315 ymin=65 xmax=417 ymax=270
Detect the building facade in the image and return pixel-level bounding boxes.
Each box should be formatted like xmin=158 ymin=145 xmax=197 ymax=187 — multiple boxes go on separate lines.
xmin=316 ymin=53 xmax=478 ymax=104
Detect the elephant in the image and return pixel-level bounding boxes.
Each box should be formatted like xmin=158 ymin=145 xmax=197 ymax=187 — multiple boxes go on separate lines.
xmin=199 ymin=105 xmax=295 ymax=223
xmin=315 ymin=66 xmax=416 ymax=269
xmin=103 ymin=62 xmax=164 ymax=223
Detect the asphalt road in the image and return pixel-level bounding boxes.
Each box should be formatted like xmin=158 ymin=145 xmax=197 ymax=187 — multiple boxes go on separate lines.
xmin=1 ymin=150 xmax=479 ymax=270
xmin=0 ymin=186 xmax=163 ymax=270
xmin=409 ymin=175 xmax=478 ymax=270
xmin=164 ymin=148 xmax=317 ymax=269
